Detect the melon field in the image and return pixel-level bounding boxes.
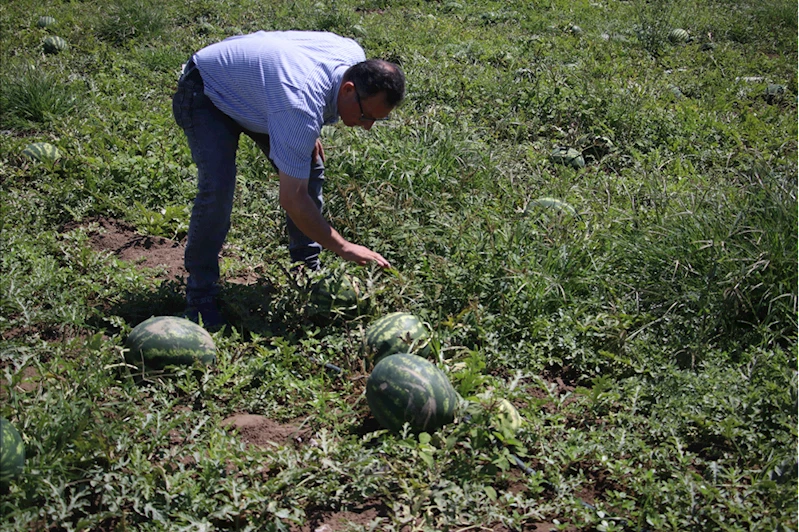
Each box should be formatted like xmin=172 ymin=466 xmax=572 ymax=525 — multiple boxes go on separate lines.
xmin=1 ymin=0 xmax=797 ymax=530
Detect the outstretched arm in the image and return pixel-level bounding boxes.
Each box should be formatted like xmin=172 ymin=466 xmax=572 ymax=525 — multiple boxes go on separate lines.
xmin=278 ymin=171 xmax=391 ymax=268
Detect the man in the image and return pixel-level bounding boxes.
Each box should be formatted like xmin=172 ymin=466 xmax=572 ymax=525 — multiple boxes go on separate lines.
xmin=172 ymin=31 xmax=405 ymax=328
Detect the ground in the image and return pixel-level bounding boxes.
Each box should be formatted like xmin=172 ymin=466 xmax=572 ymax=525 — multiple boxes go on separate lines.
xmin=4 ymin=217 xmax=583 ymax=531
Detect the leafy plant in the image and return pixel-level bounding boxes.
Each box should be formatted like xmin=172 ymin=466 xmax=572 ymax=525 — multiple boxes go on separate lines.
xmin=0 ymin=65 xmax=80 ymax=128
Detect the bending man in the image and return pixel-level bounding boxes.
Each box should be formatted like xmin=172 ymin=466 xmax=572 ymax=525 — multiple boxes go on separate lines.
xmin=172 ymin=31 xmax=405 ymax=328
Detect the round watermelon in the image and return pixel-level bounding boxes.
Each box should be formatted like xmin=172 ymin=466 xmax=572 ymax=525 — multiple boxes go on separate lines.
xmin=668 ymin=28 xmax=689 ymax=44
xmin=495 ymin=398 xmax=523 ymax=432
xmin=550 ymin=147 xmax=585 ymax=169
xmin=0 ymin=418 xmax=25 ymax=488
xmin=125 ymin=316 xmax=217 ymax=370
xmin=22 ymin=142 xmax=60 ymax=163
xmin=37 ymin=16 xmax=56 ymax=28
xmin=366 ymin=353 xmax=458 ymax=433
xmin=308 ymin=271 xmax=365 ymax=318
xmin=365 ymin=312 xmax=431 ymax=364
xmin=43 ymin=35 xmax=67 ymax=54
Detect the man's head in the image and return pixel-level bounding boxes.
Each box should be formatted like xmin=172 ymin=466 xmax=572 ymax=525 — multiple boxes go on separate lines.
xmin=339 ymin=59 xmax=405 ymax=129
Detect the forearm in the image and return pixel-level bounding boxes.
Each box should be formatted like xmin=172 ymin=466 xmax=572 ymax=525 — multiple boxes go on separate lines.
xmin=279 ymin=172 xmax=347 ymax=255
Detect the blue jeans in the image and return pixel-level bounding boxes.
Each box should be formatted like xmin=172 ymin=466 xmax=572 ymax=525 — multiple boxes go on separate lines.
xmin=172 ymin=62 xmax=324 ymax=306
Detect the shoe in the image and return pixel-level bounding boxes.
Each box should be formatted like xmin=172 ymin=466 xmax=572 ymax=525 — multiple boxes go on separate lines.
xmin=181 ymin=302 xmax=227 ymax=331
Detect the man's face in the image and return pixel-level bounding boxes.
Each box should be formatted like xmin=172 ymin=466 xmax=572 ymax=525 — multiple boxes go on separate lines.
xmin=339 ymin=82 xmax=392 ymax=130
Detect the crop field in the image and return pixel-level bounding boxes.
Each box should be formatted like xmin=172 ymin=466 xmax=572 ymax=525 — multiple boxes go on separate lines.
xmin=0 ymin=0 xmax=797 ymax=530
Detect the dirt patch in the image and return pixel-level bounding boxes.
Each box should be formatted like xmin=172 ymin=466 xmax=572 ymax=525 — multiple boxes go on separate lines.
xmin=221 ymin=413 xmax=308 ymax=448
xmin=66 ymin=217 xmax=187 ymax=280
xmin=292 ymin=501 xmax=391 ymax=532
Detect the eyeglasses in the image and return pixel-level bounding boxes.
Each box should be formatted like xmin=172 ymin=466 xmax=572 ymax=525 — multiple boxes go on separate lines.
xmin=354 ymin=89 xmax=390 ymax=123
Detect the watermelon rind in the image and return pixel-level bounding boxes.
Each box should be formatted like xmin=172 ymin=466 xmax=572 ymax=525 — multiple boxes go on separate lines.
xmin=366 ymin=353 xmax=458 ymax=433
xmin=307 ymin=271 xmax=366 ymax=318
xmin=0 ymin=418 xmax=25 ymax=488
xmin=365 ymin=312 xmax=431 ymax=364
xmin=495 ymin=398 xmax=523 ymax=433
xmin=22 ymin=142 xmax=60 ymax=163
xmin=668 ymin=28 xmax=689 ymax=44
xmin=43 ymin=35 xmax=67 ymax=54
xmin=125 ymin=316 xmax=217 ymax=370
xmin=37 ymin=16 xmax=56 ymax=28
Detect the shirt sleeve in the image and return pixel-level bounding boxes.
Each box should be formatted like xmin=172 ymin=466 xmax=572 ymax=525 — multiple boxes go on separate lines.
xmin=267 ymin=109 xmax=321 ymax=179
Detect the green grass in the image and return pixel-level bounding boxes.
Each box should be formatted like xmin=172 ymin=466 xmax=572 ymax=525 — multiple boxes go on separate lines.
xmin=0 ymin=0 xmax=796 ymax=530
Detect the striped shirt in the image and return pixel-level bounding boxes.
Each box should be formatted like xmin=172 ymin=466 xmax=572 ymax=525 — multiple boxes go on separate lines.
xmin=193 ymin=31 xmax=366 ymax=179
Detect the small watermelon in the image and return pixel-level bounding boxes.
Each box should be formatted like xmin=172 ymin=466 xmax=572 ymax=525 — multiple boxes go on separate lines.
xmin=765 ymin=84 xmax=786 ymax=104
xmin=125 ymin=316 xmax=217 ymax=370
xmin=365 ymin=312 xmax=431 ymax=364
xmin=308 ymin=271 xmax=365 ymax=318
xmin=668 ymin=28 xmax=689 ymax=44
xmin=37 ymin=16 xmax=56 ymax=28
xmin=43 ymin=36 xmax=67 ymax=54
xmin=0 ymin=418 xmax=25 ymax=489
xmin=550 ymin=147 xmax=585 ymax=169
xmin=366 ymin=353 xmax=459 ymax=433
xmin=528 ymin=197 xmax=577 ymax=216
xmin=22 ymin=142 xmax=60 ymax=163
xmin=495 ymin=399 xmax=523 ymax=433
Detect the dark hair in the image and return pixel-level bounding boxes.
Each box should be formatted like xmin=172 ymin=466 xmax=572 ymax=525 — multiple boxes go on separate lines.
xmin=343 ymin=59 xmax=405 ymax=107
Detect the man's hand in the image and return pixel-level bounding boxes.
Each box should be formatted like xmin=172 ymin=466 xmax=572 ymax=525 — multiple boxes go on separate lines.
xmin=313 ymin=138 xmax=325 ymax=164
xmin=339 ymin=242 xmax=391 ymax=268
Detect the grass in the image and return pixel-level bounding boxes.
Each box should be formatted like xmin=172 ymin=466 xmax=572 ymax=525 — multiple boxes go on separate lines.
xmin=0 ymin=0 xmax=796 ymax=530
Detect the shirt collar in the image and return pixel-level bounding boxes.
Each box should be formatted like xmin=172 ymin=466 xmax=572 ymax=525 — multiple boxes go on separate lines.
xmin=322 ymin=64 xmax=349 ymax=125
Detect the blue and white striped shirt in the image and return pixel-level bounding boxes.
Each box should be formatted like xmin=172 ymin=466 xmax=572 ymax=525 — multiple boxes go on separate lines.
xmin=193 ymin=31 xmax=366 ymax=179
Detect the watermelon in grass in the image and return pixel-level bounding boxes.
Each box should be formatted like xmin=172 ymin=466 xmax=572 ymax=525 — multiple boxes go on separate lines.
xmin=37 ymin=16 xmax=56 ymax=28
xmin=366 ymin=353 xmax=458 ymax=433
xmin=307 ymin=271 xmax=366 ymax=318
xmin=0 ymin=418 xmax=24 ymax=489
xmin=365 ymin=312 xmax=431 ymax=364
xmin=125 ymin=316 xmax=216 ymax=371
xmin=43 ymin=35 xmax=67 ymax=54
xmin=22 ymin=142 xmax=60 ymax=163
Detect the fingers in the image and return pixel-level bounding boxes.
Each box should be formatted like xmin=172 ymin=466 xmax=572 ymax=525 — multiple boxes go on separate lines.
xmin=315 ymin=139 xmax=326 ymax=163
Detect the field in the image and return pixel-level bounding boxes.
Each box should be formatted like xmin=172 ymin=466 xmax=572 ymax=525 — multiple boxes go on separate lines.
xmin=1 ymin=0 xmax=797 ymax=530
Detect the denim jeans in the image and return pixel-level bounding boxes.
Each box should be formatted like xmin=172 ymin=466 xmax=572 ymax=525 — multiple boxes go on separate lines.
xmin=172 ymin=61 xmax=324 ymax=306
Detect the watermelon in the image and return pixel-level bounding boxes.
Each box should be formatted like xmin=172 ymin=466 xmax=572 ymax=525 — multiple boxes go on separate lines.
xmin=765 ymin=84 xmax=786 ymax=104
xmin=668 ymin=28 xmax=689 ymax=44
xmin=528 ymin=197 xmax=576 ymax=216
xmin=37 ymin=16 xmax=56 ymax=28
xmin=22 ymin=142 xmax=60 ymax=163
xmin=308 ymin=271 xmax=365 ymax=318
xmin=550 ymin=147 xmax=585 ymax=169
xmin=495 ymin=399 xmax=523 ymax=433
xmin=0 ymin=418 xmax=25 ymax=489
xmin=43 ymin=35 xmax=67 ymax=54
xmin=125 ymin=316 xmax=217 ymax=370
xmin=365 ymin=312 xmax=431 ymax=364
xmin=366 ymin=353 xmax=458 ymax=433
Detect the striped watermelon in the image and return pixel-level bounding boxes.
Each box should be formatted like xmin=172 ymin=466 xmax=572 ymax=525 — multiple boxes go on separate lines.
xmin=37 ymin=16 xmax=56 ymax=28
xmin=366 ymin=353 xmax=458 ymax=433
xmin=668 ymin=28 xmax=689 ymax=44
xmin=125 ymin=316 xmax=216 ymax=370
xmin=22 ymin=142 xmax=60 ymax=163
xmin=43 ymin=35 xmax=67 ymax=54
xmin=308 ymin=271 xmax=365 ymax=318
xmin=365 ymin=312 xmax=431 ymax=364
xmin=0 ymin=418 xmax=25 ymax=488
